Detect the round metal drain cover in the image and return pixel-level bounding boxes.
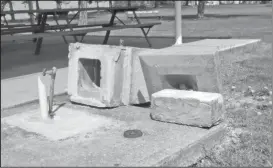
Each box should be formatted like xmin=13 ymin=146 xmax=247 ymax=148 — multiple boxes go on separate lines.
xmin=123 ymin=129 xmax=143 ymax=138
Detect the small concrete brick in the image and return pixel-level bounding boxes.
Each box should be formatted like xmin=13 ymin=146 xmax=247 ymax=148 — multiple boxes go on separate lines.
xmin=150 ymin=89 xmax=224 ymax=128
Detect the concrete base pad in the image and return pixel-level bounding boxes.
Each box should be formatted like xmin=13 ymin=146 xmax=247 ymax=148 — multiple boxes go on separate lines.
xmin=1 ymin=105 xmax=120 ymax=141
xmin=1 ymin=103 xmax=227 ymax=166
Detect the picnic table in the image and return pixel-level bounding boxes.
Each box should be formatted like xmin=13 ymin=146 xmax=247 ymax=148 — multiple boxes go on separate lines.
xmin=1 ymin=7 xmax=161 ymax=55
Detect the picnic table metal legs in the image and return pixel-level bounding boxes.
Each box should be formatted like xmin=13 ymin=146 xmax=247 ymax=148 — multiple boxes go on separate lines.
xmin=35 ymin=14 xmax=47 ymax=55
xmin=33 ymin=14 xmax=42 ymax=43
xmin=132 ymin=11 xmax=152 ymax=48
xmin=65 ymin=16 xmax=78 ymax=42
xmin=53 ymin=14 xmax=68 ymax=44
xmin=102 ymin=11 xmax=117 ymax=44
xmin=1 ymin=14 xmax=9 ymax=28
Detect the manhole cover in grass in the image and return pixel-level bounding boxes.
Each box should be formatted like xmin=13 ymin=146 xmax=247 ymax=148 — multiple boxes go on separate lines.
xmin=123 ymin=129 xmax=143 ymax=138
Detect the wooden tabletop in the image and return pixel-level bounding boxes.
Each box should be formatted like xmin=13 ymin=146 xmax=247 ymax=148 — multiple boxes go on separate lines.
xmin=1 ymin=7 xmax=139 ymax=15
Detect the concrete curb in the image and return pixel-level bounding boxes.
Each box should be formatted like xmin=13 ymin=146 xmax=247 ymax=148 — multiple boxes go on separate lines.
xmin=157 ymin=123 xmax=227 ymax=166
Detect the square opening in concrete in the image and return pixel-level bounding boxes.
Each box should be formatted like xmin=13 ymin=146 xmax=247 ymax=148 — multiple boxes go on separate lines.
xmin=78 ymin=58 xmax=101 ymax=99
xmin=160 ymin=74 xmax=198 ymax=91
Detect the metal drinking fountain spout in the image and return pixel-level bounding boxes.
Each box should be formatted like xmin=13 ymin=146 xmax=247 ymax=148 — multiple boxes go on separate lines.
xmin=42 ymin=67 xmax=57 ymax=117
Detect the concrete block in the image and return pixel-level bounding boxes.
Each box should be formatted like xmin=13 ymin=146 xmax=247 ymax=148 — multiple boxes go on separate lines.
xmin=67 ymin=43 xmax=134 ymax=107
xmin=139 ymin=45 xmax=222 ymax=97
xmin=67 ymin=43 xmax=154 ymax=107
xmin=138 ymin=39 xmax=261 ymax=99
xmin=150 ymin=89 xmax=224 ymax=128
xmin=67 ymin=39 xmax=260 ymax=107
xmin=129 ymin=48 xmax=156 ymax=104
xmin=67 ymin=42 xmax=153 ymax=107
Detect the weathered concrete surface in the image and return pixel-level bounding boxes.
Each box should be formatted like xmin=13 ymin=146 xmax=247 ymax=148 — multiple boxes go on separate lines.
xmin=150 ymin=89 xmax=224 ymax=128
xmin=1 ymin=68 xmax=68 ymax=110
xmin=67 ymin=42 xmax=152 ymax=106
xmin=138 ymin=39 xmax=261 ymax=99
xmin=1 ymin=102 xmax=227 ymax=167
xmin=1 ymin=105 xmax=121 ymax=141
xmin=67 ymin=39 xmax=260 ymax=106
xmin=183 ymin=39 xmax=260 ymax=49
xmin=129 ymin=47 xmax=156 ymax=104
xmin=67 ymin=43 xmax=132 ymax=107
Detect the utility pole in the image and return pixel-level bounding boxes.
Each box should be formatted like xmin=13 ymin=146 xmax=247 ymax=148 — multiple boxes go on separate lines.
xmin=174 ymin=1 xmax=182 ymax=45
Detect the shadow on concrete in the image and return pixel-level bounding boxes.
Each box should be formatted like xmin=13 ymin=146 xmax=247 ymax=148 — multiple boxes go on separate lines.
xmin=133 ymin=102 xmax=151 ymax=108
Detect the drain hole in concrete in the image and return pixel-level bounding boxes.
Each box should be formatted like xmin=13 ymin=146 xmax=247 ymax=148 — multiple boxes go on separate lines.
xmin=123 ymin=129 xmax=143 ymax=138
xmin=78 ymin=58 xmax=101 ymax=98
xmin=161 ymin=74 xmax=198 ymax=91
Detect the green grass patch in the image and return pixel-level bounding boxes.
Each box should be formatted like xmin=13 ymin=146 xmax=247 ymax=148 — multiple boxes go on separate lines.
xmin=195 ymin=42 xmax=272 ymax=167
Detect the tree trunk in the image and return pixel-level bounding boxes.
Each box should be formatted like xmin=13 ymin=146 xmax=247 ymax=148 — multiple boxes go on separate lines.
xmin=56 ymin=0 xmax=62 ymax=9
xmin=185 ymin=0 xmax=189 ymax=6
xmin=27 ymin=1 xmax=35 ymax=25
xmin=36 ymin=0 xmax=40 ymax=10
xmin=155 ymin=0 xmax=160 ymax=8
xmin=78 ymin=0 xmax=88 ymax=26
xmin=128 ymin=0 xmax=131 ymax=7
xmin=8 ymin=1 xmax=15 ymax=21
xmin=197 ymin=0 xmax=205 ymax=18
xmin=109 ymin=0 xmax=112 ymax=8
xmin=96 ymin=1 xmax=99 ymax=8
xmin=140 ymin=1 xmax=145 ymax=9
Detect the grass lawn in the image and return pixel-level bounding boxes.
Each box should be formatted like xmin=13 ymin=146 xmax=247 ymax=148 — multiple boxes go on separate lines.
xmin=193 ymin=42 xmax=272 ymax=167
xmin=164 ymin=4 xmax=273 ymax=167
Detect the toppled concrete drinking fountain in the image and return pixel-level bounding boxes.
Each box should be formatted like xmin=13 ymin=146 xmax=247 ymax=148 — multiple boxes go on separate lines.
xmin=1 ymin=39 xmax=261 ymax=167
xmin=67 ymin=42 xmax=152 ymax=107
xmin=67 ymin=39 xmax=260 ymax=107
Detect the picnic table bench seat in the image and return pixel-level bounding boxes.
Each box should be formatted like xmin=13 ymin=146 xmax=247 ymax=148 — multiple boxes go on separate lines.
xmin=1 ymin=22 xmax=161 ymax=41
xmin=1 ymin=22 xmax=117 ymax=35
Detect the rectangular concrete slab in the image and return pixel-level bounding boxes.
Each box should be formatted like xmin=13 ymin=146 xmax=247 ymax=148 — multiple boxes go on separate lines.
xmin=67 ymin=43 xmax=131 ymax=107
xmin=183 ymin=39 xmax=261 ymax=50
xmin=1 ymin=103 xmax=227 ymax=167
xmin=150 ymin=89 xmax=224 ymax=127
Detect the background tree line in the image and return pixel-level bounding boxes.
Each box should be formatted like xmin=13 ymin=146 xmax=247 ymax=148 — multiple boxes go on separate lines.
xmin=1 ymin=0 xmax=272 ymax=21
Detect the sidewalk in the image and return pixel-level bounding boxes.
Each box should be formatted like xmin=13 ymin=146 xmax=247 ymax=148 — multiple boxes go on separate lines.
xmin=1 ymin=68 xmax=68 ymax=110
